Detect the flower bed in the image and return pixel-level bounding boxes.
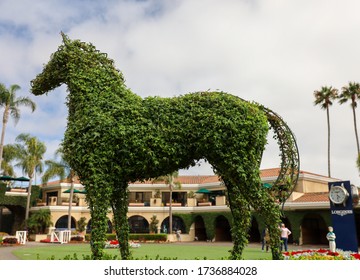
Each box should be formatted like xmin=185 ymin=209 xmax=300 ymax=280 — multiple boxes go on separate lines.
xmin=283 ymin=249 xmax=360 ymax=260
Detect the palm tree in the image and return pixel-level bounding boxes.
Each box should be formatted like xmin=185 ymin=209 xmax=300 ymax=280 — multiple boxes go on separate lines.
xmin=9 ymin=133 xmax=46 ymax=223
xmin=314 ymin=86 xmax=338 ymax=177
xmin=42 ymin=146 xmax=76 ymax=230
xmin=339 ymin=82 xmax=360 ymax=156
xmin=152 ymin=171 xmax=181 ymax=234
xmin=0 ymin=83 xmax=36 ymax=173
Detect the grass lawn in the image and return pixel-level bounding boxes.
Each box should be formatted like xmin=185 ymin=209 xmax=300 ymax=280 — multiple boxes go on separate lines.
xmin=12 ymin=242 xmax=273 ymax=260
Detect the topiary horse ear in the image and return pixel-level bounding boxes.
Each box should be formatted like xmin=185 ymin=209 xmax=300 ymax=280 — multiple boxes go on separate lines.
xmin=60 ymin=31 xmax=70 ymax=45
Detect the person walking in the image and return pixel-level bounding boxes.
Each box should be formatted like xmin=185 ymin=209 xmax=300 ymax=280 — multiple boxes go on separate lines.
xmin=262 ymin=227 xmax=270 ymax=252
xmin=280 ymin=223 xmax=291 ymax=252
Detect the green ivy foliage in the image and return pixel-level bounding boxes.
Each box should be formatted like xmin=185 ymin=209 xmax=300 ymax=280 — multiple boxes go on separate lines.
xmin=31 ymin=34 xmax=298 ymax=260
xmin=0 ymin=184 xmax=40 ymax=208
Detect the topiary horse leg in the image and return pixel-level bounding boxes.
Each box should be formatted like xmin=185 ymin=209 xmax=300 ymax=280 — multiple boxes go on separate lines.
xmin=224 ymin=179 xmax=252 ymax=260
xmin=111 ymin=182 xmax=131 ymax=260
xmin=86 ymin=181 xmax=111 ymax=260
xmin=241 ymin=173 xmax=283 ymax=260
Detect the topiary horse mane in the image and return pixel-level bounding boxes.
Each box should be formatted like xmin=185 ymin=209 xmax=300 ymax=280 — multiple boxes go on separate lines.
xmin=31 ymin=33 xmax=299 ymax=260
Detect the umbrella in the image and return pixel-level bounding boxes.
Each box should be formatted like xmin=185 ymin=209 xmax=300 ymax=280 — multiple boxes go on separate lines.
xmin=262 ymin=183 xmax=272 ymax=189
xmin=0 ymin=175 xmax=15 ymax=181
xmin=195 ymin=188 xmax=212 ymax=194
xmin=14 ymin=176 xmax=30 ymax=182
xmin=63 ymin=188 xmax=86 ymax=194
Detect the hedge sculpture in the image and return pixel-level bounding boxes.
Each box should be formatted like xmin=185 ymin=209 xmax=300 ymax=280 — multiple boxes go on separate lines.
xmin=31 ymin=33 xmax=299 ymax=260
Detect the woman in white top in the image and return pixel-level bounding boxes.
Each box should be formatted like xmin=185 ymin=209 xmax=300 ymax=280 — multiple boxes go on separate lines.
xmin=280 ymin=223 xmax=291 ymax=252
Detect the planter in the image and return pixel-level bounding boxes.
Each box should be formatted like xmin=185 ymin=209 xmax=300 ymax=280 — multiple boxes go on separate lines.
xmin=29 ymin=234 xmax=48 ymax=242
xmin=150 ymin=198 xmax=162 ymax=207
xmin=187 ymin=198 xmax=197 ymax=207
xmin=216 ymin=196 xmax=226 ymax=206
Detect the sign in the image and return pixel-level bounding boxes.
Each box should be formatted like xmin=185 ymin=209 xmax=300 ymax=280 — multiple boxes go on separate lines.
xmin=329 ymin=181 xmax=358 ymax=252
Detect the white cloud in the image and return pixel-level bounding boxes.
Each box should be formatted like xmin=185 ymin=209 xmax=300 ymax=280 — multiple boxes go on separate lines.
xmin=1 ymin=0 xmax=360 ymax=185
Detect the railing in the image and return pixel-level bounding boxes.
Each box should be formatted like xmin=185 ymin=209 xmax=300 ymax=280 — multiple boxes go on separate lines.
xmin=50 ymin=230 xmax=71 ymax=244
xmin=16 ymin=231 xmax=27 ymax=244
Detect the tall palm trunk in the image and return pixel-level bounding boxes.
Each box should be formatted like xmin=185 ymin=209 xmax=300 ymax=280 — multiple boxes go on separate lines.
xmin=327 ymin=107 xmax=331 ymax=177
xmin=25 ymin=175 xmax=33 ymax=225
xmin=67 ymin=176 xmax=75 ymax=230
xmin=352 ymin=106 xmax=360 ymax=156
xmin=169 ymin=184 xmax=173 ymax=234
xmin=0 ymin=106 xmax=9 ymax=172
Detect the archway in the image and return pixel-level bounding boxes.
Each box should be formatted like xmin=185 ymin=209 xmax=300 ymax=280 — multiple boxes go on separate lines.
xmin=215 ymin=215 xmax=232 ymax=242
xmin=55 ymin=215 xmax=76 ymax=230
xmin=86 ymin=219 xmax=113 ymax=234
xmin=160 ymin=216 xmax=186 ymax=233
xmin=248 ymin=216 xmax=260 ymax=242
xmin=194 ymin=215 xmax=207 ymax=241
xmin=301 ymin=213 xmax=327 ymax=245
xmin=128 ymin=215 xmax=149 ymax=233
xmin=0 ymin=206 xmax=14 ymax=234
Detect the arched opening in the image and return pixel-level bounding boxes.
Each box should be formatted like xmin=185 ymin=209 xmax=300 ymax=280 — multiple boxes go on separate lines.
xmin=160 ymin=216 xmax=186 ymax=233
xmin=55 ymin=215 xmax=76 ymax=230
xmin=215 ymin=215 xmax=231 ymax=242
xmin=0 ymin=206 xmax=14 ymax=234
xmin=248 ymin=216 xmax=260 ymax=242
xmin=194 ymin=215 xmax=207 ymax=241
xmin=86 ymin=219 xmax=113 ymax=234
xmin=128 ymin=215 xmax=149 ymax=233
xmin=301 ymin=213 xmax=327 ymax=245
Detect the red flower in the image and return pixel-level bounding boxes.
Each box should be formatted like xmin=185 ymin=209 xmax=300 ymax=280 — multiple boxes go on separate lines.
xmin=351 ymin=253 xmax=360 ymax=260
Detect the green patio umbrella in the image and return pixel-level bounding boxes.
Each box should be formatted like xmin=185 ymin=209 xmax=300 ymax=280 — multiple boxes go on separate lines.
xmin=0 ymin=175 xmax=15 ymax=181
xmin=14 ymin=176 xmax=30 ymax=182
xmin=195 ymin=188 xmax=212 ymax=194
xmin=63 ymin=188 xmax=86 ymax=194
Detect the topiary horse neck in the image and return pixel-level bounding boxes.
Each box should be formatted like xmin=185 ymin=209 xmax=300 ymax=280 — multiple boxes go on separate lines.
xmin=31 ymin=33 xmax=299 ymax=260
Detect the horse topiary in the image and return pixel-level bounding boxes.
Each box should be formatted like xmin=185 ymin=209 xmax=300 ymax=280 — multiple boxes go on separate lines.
xmin=31 ymin=33 xmax=299 ymax=260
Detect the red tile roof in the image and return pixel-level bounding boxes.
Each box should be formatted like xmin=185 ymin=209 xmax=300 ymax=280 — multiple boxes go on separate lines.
xmin=293 ymin=192 xmax=329 ymax=203
xmin=44 ymin=168 xmax=331 ymax=187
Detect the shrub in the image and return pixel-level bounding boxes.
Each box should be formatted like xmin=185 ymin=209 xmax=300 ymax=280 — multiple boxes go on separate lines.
xmin=3 ymin=237 xmax=18 ymax=244
xmin=71 ymin=235 xmax=84 ymax=242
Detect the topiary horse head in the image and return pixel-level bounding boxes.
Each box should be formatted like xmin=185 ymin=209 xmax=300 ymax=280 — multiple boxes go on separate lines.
xmin=31 ymin=33 xmax=299 ymax=260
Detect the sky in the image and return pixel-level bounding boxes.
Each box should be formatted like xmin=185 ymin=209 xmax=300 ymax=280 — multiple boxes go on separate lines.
xmin=1 ymin=0 xmax=360 ymax=185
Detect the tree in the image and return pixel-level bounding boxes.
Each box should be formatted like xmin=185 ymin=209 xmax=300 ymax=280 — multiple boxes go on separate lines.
xmin=0 ymin=83 xmax=36 ymax=173
xmin=314 ymin=86 xmax=338 ymax=177
xmin=339 ymin=82 xmax=360 ymax=156
xmin=42 ymin=146 xmax=76 ymax=230
xmin=27 ymin=209 xmax=53 ymax=234
xmin=9 ymin=133 xmax=46 ymax=223
xmin=152 ymin=171 xmax=181 ymax=234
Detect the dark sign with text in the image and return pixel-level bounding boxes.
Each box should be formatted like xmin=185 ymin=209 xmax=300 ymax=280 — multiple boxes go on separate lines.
xmin=329 ymin=180 xmax=358 ymax=252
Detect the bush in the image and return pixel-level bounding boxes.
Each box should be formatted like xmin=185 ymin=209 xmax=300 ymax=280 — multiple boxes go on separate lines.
xmin=3 ymin=237 xmax=18 ymax=244
xmin=71 ymin=235 xmax=84 ymax=242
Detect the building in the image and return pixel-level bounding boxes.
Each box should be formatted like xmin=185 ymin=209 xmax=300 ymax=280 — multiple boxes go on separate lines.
xmin=0 ymin=167 xmax=359 ymax=245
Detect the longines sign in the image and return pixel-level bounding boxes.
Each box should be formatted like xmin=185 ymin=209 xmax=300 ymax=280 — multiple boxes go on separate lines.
xmin=331 ymin=209 xmax=353 ymax=216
